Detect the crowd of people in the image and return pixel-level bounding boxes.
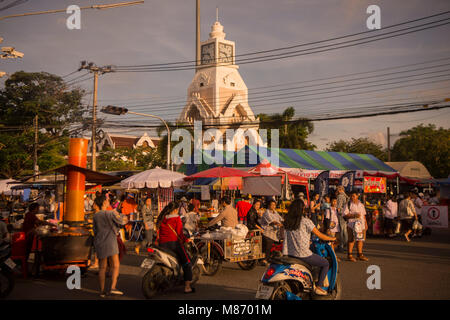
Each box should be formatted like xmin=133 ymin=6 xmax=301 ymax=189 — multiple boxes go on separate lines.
xmin=0 ymin=185 xmax=445 ymax=298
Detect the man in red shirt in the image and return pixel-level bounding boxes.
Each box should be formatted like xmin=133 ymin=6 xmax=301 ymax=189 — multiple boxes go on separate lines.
xmin=190 ymin=195 xmax=201 ymax=213
xmin=22 ymin=202 xmax=54 ymax=257
xmin=236 ymin=195 xmax=252 ymax=224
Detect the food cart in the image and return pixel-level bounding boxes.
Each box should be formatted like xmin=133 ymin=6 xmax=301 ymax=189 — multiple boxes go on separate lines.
xmin=29 ymin=139 xmax=120 ymax=275
xmin=363 ymin=176 xmax=387 ymax=236
xmin=194 ymin=228 xmax=265 ymax=275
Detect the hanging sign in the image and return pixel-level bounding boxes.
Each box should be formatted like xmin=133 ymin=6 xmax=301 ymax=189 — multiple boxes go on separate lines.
xmin=363 ymin=177 xmax=386 ymax=193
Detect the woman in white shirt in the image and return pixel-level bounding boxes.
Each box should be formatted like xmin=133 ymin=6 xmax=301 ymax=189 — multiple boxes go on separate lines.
xmin=344 ymin=192 xmax=369 ymax=262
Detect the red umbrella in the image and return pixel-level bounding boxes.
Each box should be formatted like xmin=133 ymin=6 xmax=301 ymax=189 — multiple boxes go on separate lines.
xmin=249 ymin=161 xmax=308 ymax=186
xmin=184 ymin=166 xmax=254 ymax=181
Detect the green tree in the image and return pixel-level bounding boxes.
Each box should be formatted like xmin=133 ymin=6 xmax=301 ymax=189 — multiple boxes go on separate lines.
xmin=258 ymin=107 xmax=315 ymax=150
xmin=326 ymin=137 xmax=387 ymax=160
xmin=0 ymin=71 xmax=87 ymax=178
xmin=97 ymin=146 xmax=164 ymax=171
xmin=0 ymin=71 xmax=86 ymax=136
xmin=391 ymin=124 xmax=449 ymax=178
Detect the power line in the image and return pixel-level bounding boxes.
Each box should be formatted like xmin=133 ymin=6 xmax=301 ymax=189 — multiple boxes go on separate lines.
xmin=98 ymin=101 xmax=449 ymax=129
xmin=115 ymin=10 xmax=450 ymax=70
xmin=122 ymin=75 xmax=450 ymax=117
xmin=121 ymin=65 xmax=450 ymax=114
xmin=114 ymin=13 xmax=450 ymax=72
xmin=101 ymin=58 xmax=450 ymax=112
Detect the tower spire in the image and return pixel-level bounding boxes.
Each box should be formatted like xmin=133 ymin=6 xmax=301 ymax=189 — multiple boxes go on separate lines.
xmin=216 ymin=6 xmax=218 ymax=22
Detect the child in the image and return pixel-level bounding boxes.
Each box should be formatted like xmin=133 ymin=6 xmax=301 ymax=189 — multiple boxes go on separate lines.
xmin=325 ymin=197 xmax=341 ymax=261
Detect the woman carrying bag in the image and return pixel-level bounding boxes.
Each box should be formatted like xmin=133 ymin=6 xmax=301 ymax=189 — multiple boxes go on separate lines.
xmin=93 ymin=194 xmax=128 ymax=297
xmin=398 ymin=192 xmax=418 ymax=242
xmin=156 ymin=201 xmax=195 ymax=294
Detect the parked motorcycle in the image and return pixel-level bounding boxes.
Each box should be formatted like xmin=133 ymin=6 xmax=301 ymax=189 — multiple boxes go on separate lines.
xmin=256 ymin=236 xmax=341 ymax=300
xmin=0 ymin=242 xmax=15 ymax=299
xmin=140 ymin=237 xmax=202 ymax=299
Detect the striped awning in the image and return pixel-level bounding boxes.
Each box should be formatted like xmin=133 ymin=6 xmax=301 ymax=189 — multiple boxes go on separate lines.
xmin=179 ymin=146 xmax=397 ymax=178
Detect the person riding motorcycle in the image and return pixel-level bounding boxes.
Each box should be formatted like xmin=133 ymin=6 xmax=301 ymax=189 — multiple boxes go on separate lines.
xmin=282 ymin=199 xmax=336 ymax=296
xmin=156 ymin=201 xmax=195 ymax=294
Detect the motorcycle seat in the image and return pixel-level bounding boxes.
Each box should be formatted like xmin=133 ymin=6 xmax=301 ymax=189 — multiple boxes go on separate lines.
xmin=270 ymin=255 xmax=312 ymax=270
xmin=152 ymin=245 xmax=178 ymax=259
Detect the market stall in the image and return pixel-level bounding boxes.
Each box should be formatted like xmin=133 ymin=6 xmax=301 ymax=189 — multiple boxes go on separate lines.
xmin=363 ymin=176 xmax=387 ymax=236
xmin=120 ymin=167 xmax=191 ymax=213
xmin=28 ymin=138 xmax=121 ymax=274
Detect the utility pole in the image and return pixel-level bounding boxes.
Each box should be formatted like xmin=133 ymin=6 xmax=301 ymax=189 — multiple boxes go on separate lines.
xmin=33 ymin=115 xmax=39 ymax=180
xmin=387 ymin=127 xmax=391 ymax=162
xmin=196 ymin=0 xmax=200 ymax=72
xmin=79 ymin=61 xmax=114 ymax=170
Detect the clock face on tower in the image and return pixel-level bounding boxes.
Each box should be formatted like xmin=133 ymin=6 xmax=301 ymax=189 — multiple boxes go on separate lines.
xmin=201 ymin=43 xmax=215 ymax=65
xmin=218 ymin=42 xmax=233 ymax=63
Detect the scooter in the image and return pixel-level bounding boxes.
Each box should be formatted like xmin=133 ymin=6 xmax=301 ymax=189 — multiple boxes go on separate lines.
xmin=140 ymin=233 xmax=202 ymax=299
xmin=256 ymin=236 xmax=341 ymax=300
xmin=0 ymin=242 xmax=15 ymax=299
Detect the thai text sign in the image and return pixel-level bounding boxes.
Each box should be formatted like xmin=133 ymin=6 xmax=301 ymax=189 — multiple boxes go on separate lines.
xmin=363 ymin=177 xmax=386 ymax=193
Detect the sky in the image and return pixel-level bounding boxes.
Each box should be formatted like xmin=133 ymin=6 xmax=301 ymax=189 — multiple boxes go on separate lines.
xmin=1 ymin=0 xmax=449 ymax=150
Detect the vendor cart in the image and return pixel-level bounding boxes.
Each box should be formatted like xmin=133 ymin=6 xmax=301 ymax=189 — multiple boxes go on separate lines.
xmin=195 ymin=229 xmax=265 ymax=276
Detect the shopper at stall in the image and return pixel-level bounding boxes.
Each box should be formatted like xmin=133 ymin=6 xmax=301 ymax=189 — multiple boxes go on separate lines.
xmin=190 ymin=195 xmax=201 ymax=213
xmin=344 ymin=192 xmax=369 ymax=262
xmin=246 ymin=200 xmax=263 ymax=231
xmin=283 ymin=198 xmax=336 ymax=296
xmin=22 ymin=202 xmax=55 ymax=258
xmin=205 ymin=197 xmax=238 ymax=228
xmin=309 ymin=193 xmax=321 ymax=227
xmin=383 ymin=195 xmax=398 ymax=238
xmin=135 ymin=197 xmax=155 ymax=255
xmin=336 ymin=186 xmax=349 ymax=253
xmin=325 ymin=197 xmax=340 ymax=255
xmin=183 ymin=203 xmax=200 ymax=236
xmin=236 ymin=195 xmax=252 ymax=224
xmin=320 ymin=195 xmax=331 ymax=231
xmin=93 ymin=194 xmax=128 ymax=297
xmin=413 ymin=192 xmax=424 ymax=223
xmin=398 ymin=192 xmax=418 ymax=242
xmin=297 ymin=192 xmax=308 ymax=208
xmin=260 ymin=200 xmax=284 ymax=266
xmin=121 ymin=193 xmax=137 ymax=239
xmin=156 ymin=201 xmax=195 ymax=294
xmin=211 ymin=194 xmax=219 ymax=212
xmin=178 ymin=196 xmax=189 ymax=216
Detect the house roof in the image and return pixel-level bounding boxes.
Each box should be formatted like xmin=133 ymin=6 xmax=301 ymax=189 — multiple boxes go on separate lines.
xmin=110 ymin=136 xmax=140 ymax=149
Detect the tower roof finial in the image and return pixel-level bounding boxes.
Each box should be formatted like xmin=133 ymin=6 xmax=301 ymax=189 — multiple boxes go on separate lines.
xmin=216 ymin=7 xmax=219 ymax=22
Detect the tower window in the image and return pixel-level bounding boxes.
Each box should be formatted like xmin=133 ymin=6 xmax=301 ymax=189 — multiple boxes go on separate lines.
xmin=200 ymin=83 xmax=204 ymax=87
xmin=230 ymin=82 xmax=235 ymax=87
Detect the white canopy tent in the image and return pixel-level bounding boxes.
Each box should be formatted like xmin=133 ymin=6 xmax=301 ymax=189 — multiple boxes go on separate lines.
xmin=120 ymin=167 xmax=191 ymax=189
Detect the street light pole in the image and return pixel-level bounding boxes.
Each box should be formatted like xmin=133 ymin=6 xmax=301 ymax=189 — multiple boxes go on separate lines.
xmin=127 ymin=111 xmax=171 ymax=171
xmin=100 ymin=106 xmax=172 ymax=171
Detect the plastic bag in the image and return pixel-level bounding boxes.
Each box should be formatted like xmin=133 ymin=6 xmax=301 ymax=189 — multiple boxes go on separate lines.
xmin=394 ymin=220 xmax=401 ymax=234
xmin=231 ymin=224 xmax=248 ymax=240
xmin=412 ymin=220 xmax=422 ymax=231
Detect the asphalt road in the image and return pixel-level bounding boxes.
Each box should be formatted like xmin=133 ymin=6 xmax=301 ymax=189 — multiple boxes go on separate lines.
xmin=5 ymin=227 xmax=450 ymax=300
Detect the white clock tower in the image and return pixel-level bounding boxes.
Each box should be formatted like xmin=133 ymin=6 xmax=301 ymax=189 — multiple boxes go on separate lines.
xmin=178 ymin=19 xmax=260 ymax=148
